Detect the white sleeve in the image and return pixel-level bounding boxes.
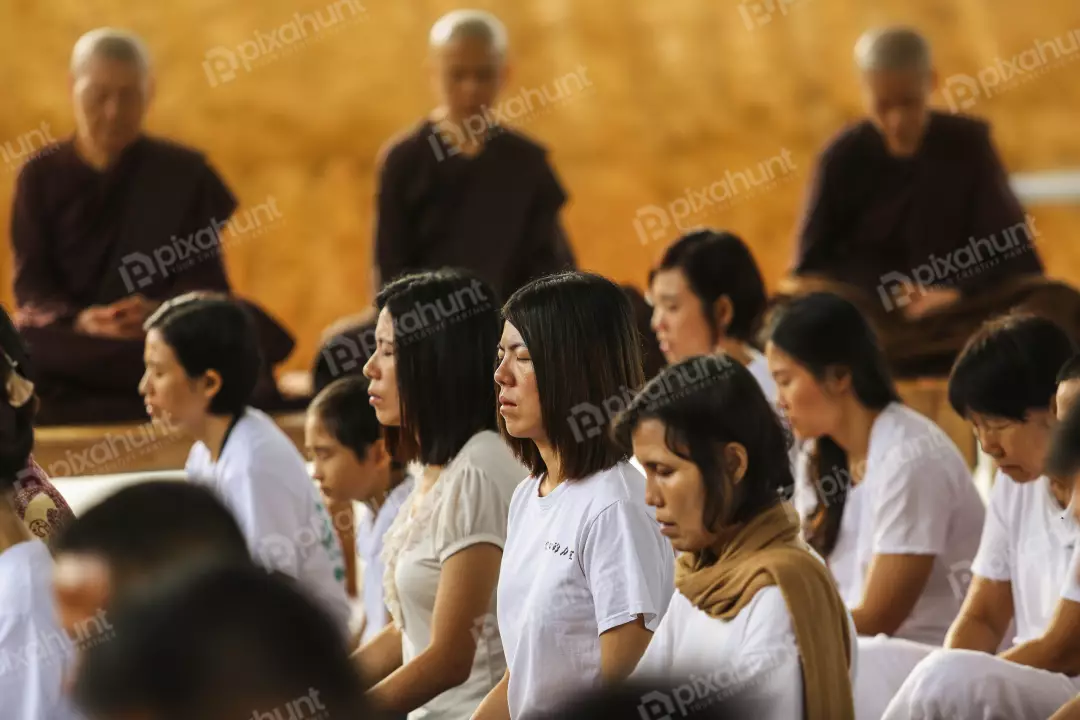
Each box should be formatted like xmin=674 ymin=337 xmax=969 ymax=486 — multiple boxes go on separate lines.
xmin=0 ymin=616 xmax=77 ymax=720
xmin=582 ymin=500 xmax=674 ymax=635
xmin=971 ymin=475 xmax=1013 ymax=582
xmin=223 ymin=460 xmax=307 ymax=577
xmin=433 ymin=466 xmax=511 ymax=563
xmin=1061 ymin=543 xmax=1080 ymax=603
xmin=870 ymin=456 xmax=953 ymax=556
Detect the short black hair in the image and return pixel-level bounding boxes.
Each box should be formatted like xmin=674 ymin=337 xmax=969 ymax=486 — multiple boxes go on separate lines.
xmin=948 ymin=313 xmax=1077 ymax=421
xmin=52 ymin=481 xmax=250 ymax=590
xmin=1058 ymin=354 xmax=1080 ymax=386
xmin=613 ymin=355 xmax=793 ymax=529
xmin=376 ymin=269 xmax=500 ymax=465
xmin=309 ymin=376 xmax=382 ymax=460
xmin=501 ymin=272 xmax=645 ymax=480
xmin=0 ymin=304 xmax=35 ymax=491
xmin=313 ymin=317 xmax=377 ymax=395
xmin=650 ymin=230 xmax=768 ymax=344
xmin=622 ymin=284 xmax=665 ymax=381
xmin=73 ymin=564 xmax=367 ymax=720
xmin=144 ymin=295 xmax=262 ymax=416
xmin=1048 ymin=397 xmax=1080 ymax=480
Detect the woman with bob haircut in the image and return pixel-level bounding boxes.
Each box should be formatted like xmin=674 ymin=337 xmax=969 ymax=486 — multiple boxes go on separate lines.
xmin=140 ymin=294 xmax=351 ymax=634
xmin=473 ymin=271 xmax=674 ymax=720
xmin=764 ymin=292 xmax=984 ymax=719
xmin=358 ymin=269 xmax=527 ymax=719
xmin=648 ymin=230 xmax=774 ymax=400
xmin=615 ymin=355 xmax=855 ymax=720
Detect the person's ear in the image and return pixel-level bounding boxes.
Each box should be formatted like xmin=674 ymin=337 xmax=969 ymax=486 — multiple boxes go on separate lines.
xmin=712 ymin=295 xmax=735 ymax=338
xmin=724 ymin=443 xmax=749 ymax=484
xmin=822 ymin=365 xmax=852 ymax=396
xmin=200 ymin=369 xmax=223 ymax=404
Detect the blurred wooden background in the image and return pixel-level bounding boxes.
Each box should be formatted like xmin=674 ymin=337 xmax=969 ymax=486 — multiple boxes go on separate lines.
xmin=1 ymin=0 xmax=1078 ymax=372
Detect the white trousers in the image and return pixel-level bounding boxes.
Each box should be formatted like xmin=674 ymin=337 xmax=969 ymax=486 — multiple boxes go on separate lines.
xmin=855 ymin=635 xmax=938 ymax=720
xmin=882 ymin=649 xmax=1080 ymax=720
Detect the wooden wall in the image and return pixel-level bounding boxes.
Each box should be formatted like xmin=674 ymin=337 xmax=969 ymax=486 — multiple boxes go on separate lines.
xmin=2 ymin=0 xmax=1078 ymax=371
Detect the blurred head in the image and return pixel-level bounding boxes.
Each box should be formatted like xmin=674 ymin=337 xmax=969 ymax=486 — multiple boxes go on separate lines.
xmin=70 ymin=28 xmax=152 ymax=162
xmin=72 ymin=564 xmax=366 ymax=720
xmin=765 ymin=293 xmax=899 ymax=443
xmin=51 ymin=481 xmax=250 ymax=638
xmin=613 ymin=356 xmax=793 ymax=554
xmin=312 ymin=311 xmax=377 ymax=395
xmin=765 ymin=293 xmax=900 ymax=557
xmin=948 ymin=314 xmax=1076 ymax=483
xmin=1048 ymin=399 xmax=1080 ymax=520
xmin=140 ymin=295 xmax=261 ymax=430
xmin=496 ymin=272 xmax=644 ymax=479
xmin=306 ymin=376 xmax=390 ymax=504
xmin=364 ymin=269 xmax=500 ymax=465
xmin=428 ymin=10 xmax=508 ymax=124
xmin=1057 ymin=355 xmax=1080 ymax=421
xmin=649 ymin=230 xmax=767 ymax=365
xmin=532 ymin=679 xmax=750 ymax=720
xmin=854 ymin=27 xmax=936 ymax=157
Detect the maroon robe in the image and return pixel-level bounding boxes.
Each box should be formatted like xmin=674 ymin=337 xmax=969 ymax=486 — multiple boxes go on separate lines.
xmin=373 ymin=120 xmax=576 ymax=302
xmin=10 ymin=135 xmax=296 ymax=424
xmin=788 ymin=112 xmax=1080 ymax=376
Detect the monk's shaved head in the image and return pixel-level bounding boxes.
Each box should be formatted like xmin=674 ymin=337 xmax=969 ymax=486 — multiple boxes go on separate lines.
xmin=854 ymin=27 xmax=932 ymax=74
xmin=71 ymin=28 xmax=152 ymax=80
xmin=429 ymin=9 xmax=508 ymax=59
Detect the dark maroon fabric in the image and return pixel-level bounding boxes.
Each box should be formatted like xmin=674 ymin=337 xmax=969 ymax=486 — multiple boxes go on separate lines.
xmin=12 ymin=456 xmax=74 ymax=542
xmin=374 ymin=120 xmax=576 ymax=302
xmin=794 ymin=112 xmax=1042 ymax=299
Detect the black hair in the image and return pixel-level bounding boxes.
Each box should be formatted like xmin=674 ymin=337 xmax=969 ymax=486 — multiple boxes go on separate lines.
xmin=52 ymin=481 xmax=250 ymax=590
xmin=1048 ymin=397 xmax=1080 ymax=480
xmin=73 ymin=564 xmax=367 ymax=720
xmin=500 ymin=272 xmax=645 ymax=480
xmin=376 ymin=269 xmax=500 ymax=466
xmin=309 ymin=376 xmax=382 ymax=461
xmin=313 ymin=317 xmax=378 ymax=395
xmin=613 ymin=355 xmax=793 ymax=531
xmin=650 ymin=230 xmax=768 ymax=344
xmin=622 ymin=284 xmax=666 ymax=381
xmin=765 ymin=292 xmax=900 ymax=558
xmin=0 ymin=305 xmax=35 ymax=492
xmin=948 ymin=313 xmax=1077 ymax=421
xmin=144 ymin=295 xmax=262 ymax=417
xmin=1057 ymin=354 xmax=1080 ymax=386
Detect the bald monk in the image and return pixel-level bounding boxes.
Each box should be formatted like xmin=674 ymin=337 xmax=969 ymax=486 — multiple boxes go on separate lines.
xmin=372 ymin=9 xmax=575 ymax=300
xmin=787 ymin=26 xmax=1080 ymax=376
xmin=11 ymin=28 xmax=294 ymax=424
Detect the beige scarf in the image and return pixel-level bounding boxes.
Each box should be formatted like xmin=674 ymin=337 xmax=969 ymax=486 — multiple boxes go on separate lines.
xmin=675 ymin=502 xmax=854 ymax=720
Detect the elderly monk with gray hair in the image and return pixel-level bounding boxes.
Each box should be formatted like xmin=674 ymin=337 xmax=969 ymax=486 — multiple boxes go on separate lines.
xmin=784 ymin=26 xmax=1080 ymax=377
xmin=11 ymin=28 xmax=295 ymax=424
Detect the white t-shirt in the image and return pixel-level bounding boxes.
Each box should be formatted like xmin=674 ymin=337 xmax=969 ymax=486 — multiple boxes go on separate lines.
xmin=747 ymin=348 xmax=778 ymax=404
xmin=794 ymin=403 xmax=985 ymax=645
xmin=357 ymin=475 xmax=415 ymax=645
xmin=380 ymin=430 xmax=527 ymax=720
xmin=0 ymin=539 xmax=80 ymax=720
xmin=186 ymin=407 xmax=351 ymax=634
xmin=497 ymin=461 xmax=676 ymax=719
xmin=972 ymin=472 xmax=1077 ymax=644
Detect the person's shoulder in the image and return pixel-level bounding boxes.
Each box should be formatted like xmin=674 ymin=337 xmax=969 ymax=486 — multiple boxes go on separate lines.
xmin=492 ymin=126 xmax=551 ymax=162
xmin=450 ymin=430 xmax=528 ymax=489
xmin=927 ymin=111 xmax=991 ymax=143
xmin=138 ymin=135 xmax=215 ymax=170
xmin=222 ymin=409 xmax=307 ymax=475
xmin=375 ymin=119 xmax=434 ymax=170
xmin=873 ymin=403 xmax=967 ymax=470
xmin=577 ymin=462 xmax=650 ymax=518
xmin=818 ymin=118 xmax=879 ymax=163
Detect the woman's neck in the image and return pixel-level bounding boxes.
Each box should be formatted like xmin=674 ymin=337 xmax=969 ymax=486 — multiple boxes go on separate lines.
xmin=196 ymin=413 xmax=237 ymax=462
xmin=364 ymin=465 xmax=406 ymax=516
xmin=0 ymin=494 xmax=33 ymax=555
xmin=828 ymin=400 xmax=887 ymax=486
xmin=536 ymin=440 xmax=564 ymax=496
xmin=713 ymin=337 xmax=754 ymax=367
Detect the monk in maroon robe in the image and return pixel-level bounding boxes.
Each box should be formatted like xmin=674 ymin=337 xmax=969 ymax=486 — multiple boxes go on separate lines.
xmin=11 ymin=29 xmax=294 ymax=424
xmin=372 ymin=9 xmax=575 ymax=301
xmin=785 ymin=27 xmax=1080 ymax=376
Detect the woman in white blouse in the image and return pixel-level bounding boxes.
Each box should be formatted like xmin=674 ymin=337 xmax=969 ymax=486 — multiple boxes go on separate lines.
xmin=619 ymin=356 xmax=856 ymax=720
xmin=474 ymin=271 xmax=675 ymax=719
xmin=356 ymin=269 xmax=527 ymax=720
